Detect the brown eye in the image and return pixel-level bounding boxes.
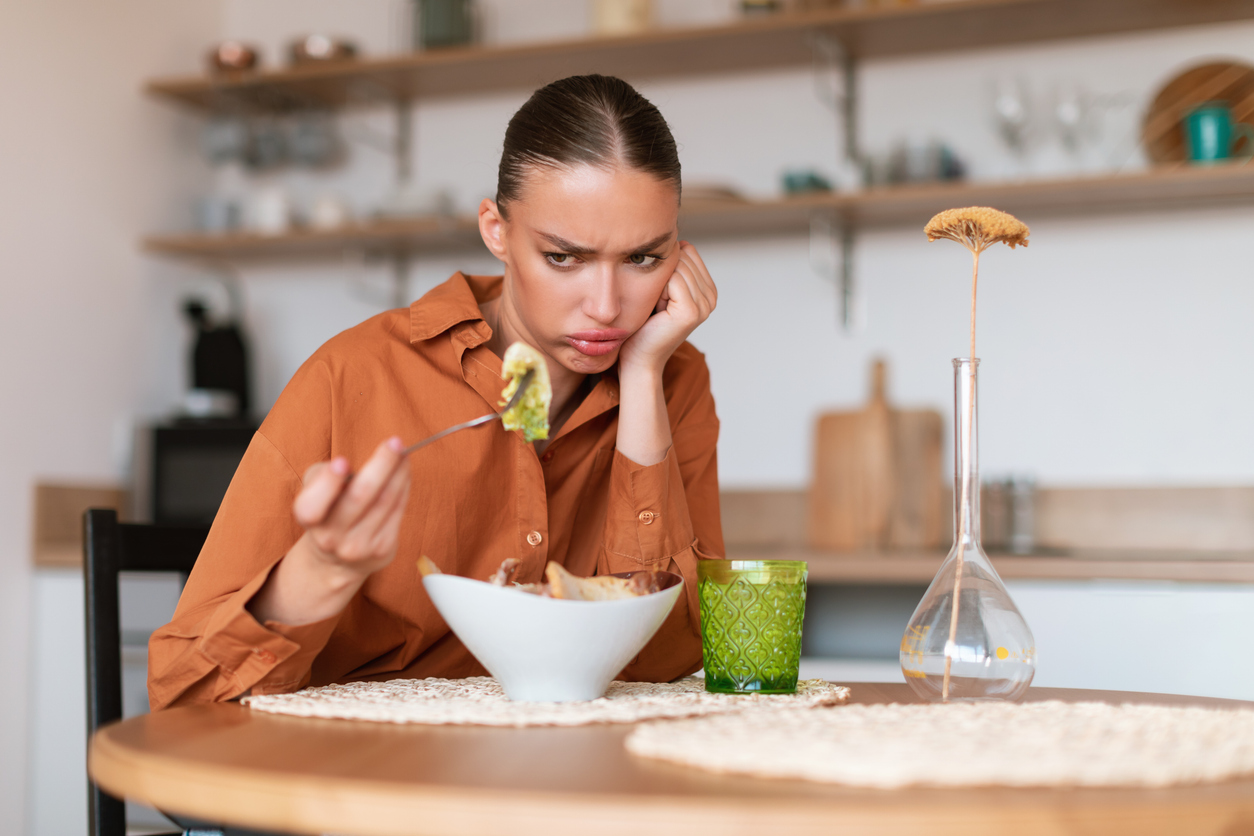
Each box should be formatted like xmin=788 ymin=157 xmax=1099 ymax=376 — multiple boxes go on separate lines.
xmin=546 ymin=253 xmax=571 ymax=265
xmin=628 ymin=254 xmax=659 ymax=267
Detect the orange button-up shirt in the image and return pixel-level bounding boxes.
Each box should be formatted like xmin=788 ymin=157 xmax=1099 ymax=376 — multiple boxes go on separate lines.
xmin=148 ymin=272 xmax=724 ymax=710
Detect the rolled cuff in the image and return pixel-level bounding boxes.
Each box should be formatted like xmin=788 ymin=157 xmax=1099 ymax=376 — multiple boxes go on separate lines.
xmin=194 ymin=558 xmax=343 ymax=699
xmin=603 ymin=447 xmax=696 ymax=564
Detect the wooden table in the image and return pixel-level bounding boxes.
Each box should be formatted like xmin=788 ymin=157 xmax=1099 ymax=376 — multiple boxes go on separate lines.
xmin=90 ymin=683 xmax=1254 ymax=836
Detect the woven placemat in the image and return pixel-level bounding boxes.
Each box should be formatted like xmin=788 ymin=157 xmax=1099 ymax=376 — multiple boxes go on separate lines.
xmin=626 ymin=700 xmax=1254 ymax=788
xmin=241 ymin=677 xmax=850 ymax=727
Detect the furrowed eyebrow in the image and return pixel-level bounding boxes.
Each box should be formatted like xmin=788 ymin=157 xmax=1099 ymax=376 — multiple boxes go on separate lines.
xmin=538 ymin=231 xmax=675 ymax=256
xmin=538 ymin=233 xmax=596 ymax=256
xmin=631 ymin=232 xmax=675 ymax=254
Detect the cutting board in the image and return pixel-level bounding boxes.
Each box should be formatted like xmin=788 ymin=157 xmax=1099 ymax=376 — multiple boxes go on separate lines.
xmin=808 ymin=360 xmax=944 ymax=551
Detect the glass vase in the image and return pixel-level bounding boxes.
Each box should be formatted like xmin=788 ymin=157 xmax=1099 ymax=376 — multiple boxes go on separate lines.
xmin=900 ymin=358 xmax=1036 ymax=702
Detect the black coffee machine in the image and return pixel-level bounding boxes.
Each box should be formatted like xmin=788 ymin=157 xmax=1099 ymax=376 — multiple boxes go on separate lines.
xmin=149 ymin=299 xmax=257 ymax=525
xmin=183 ymin=299 xmax=251 ymax=418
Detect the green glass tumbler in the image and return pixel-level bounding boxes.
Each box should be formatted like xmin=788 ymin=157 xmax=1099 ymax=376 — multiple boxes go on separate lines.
xmin=698 ymin=560 xmax=808 ymax=694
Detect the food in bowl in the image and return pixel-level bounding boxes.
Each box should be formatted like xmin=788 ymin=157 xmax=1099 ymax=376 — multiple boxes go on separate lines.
xmin=544 ymin=562 xmax=662 ymax=600
xmin=419 ymin=555 xmax=663 ymax=600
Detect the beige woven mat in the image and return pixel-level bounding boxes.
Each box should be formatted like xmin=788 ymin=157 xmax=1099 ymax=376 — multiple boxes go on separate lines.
xmin=626 ymin=699 xmax=1254 ymax=789
xmin=241 ymin=676 xmax=850 ymax=727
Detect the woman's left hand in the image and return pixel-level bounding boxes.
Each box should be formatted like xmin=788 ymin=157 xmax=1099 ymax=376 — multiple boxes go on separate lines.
xmin=618 ymin=240 xmax=718 ymax=376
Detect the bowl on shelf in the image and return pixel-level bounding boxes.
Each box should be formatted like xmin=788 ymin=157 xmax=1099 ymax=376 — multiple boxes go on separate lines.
xmin=207 ymin=41 xmax=259 ymax=74
xmin=422 ymin=569 xmax=683 ymax=702
xmin=289 ymin=35 xmax=358 ymax=66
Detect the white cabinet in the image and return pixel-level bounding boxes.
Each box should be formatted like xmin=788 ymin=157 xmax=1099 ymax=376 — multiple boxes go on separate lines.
xmin=28 ymin=570 xmax=182 ymax=836
xmin=802 ymin=579 xmax=1254 ymax=701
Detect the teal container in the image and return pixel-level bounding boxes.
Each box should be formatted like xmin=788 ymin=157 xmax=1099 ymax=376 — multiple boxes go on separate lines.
xmin=1184 ymin=102 xmax=1254 ymax=164
xmin=698 ymin=560 xmax=807 ymax=694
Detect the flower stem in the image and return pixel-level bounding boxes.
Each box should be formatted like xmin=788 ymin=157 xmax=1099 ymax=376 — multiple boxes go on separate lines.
xmin=943 ymin=247 xmax=980 ymax=702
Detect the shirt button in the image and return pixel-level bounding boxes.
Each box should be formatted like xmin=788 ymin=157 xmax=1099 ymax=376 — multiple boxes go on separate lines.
xmin=526 ymin=530 xmax=543 ymax=546
xmin=255 ymin=649 xmax=277 ymax=664
xmin=541 ymin=451 xmax=554 ymax=463
xmin=638 ymin=511 xmax=655 ymax=525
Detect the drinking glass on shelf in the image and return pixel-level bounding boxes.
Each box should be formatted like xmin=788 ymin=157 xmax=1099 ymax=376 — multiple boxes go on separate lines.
xmin=991 ymin=77 xmax=1032 ymax=155
xmin=1052 ymin=82 xmax=1089 ymax=155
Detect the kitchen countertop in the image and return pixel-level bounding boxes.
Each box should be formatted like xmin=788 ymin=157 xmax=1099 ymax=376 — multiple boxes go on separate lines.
xmin=726 ymin=547 xmax=1254 ymax=584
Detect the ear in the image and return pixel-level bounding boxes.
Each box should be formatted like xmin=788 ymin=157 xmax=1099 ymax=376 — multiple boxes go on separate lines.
xmin=478 ymin=198 xmax=509 ymax=262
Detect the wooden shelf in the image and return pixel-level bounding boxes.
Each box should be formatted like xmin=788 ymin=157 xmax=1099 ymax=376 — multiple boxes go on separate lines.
xmin=683 ymin=164 xmax=1254 ymax=234
xmin=144 ymin=216 xmax=484 ymax=260
xmin=144 ymin=164 xmax=1254 ymax=261
xmin=145 ymin=0 xmax=1254 ymax=112
xmin=728 ymin=547 xmax=1254 ymax=584
xmin=833 ymin=163 xmax=1254 ymax=226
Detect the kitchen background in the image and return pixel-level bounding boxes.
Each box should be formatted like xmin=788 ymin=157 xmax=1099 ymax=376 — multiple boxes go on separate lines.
xmin=3 ymin=0 xmax=1253 ymax=833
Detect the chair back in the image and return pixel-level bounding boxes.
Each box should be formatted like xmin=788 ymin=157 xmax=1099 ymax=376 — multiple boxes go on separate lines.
xmin=83 ymin=508 xmax=209 ymax=836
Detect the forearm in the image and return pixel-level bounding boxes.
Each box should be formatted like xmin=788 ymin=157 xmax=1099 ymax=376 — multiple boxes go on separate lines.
xmin=615 ymin=365 xmax=672 ymax=466
xmin=246 ymin=533 xmax=368 ymax=626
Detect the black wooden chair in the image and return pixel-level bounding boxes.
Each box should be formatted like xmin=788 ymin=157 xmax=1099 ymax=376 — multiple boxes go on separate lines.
xmin=83 ymin=508 xmax=209 ymax=836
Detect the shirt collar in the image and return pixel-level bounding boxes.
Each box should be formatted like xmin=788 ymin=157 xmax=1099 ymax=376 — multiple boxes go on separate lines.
xmin=409 ymin=271 xmax=621 ymax=436
xmin=409 ymin=272 xmax=501 ymax=347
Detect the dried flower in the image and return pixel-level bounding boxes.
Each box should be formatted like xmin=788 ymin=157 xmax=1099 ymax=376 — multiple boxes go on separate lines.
xmin=924 ymin=205 xmax=1029 ymax=702
xmin=925 ymin=206 xmax=1029 ymax=254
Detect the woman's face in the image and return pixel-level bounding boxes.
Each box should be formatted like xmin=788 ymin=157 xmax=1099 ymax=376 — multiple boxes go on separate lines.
xmin=482 ymin=163 xmax=680 ymax=377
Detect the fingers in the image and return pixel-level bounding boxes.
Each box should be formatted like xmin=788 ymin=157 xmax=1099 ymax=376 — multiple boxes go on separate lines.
xmin=343 ymin=456 xmax=411 ymax=558
xmin=677 ymin=242 xmax=717 ymax=314
xmin=665 ymin=264 xmax=699 ymax=320
xmin=366 ymin=467 xmax=411 ymax=557
xmin=323 ymin=436 xmax=405 ymax=532
xmin=667 ymin=244 xmax=716 ymax=325
xmin=295 ymin=437 xmax=412 ymax=572
xmin=293 ymin=457 xmax=351 ymax=527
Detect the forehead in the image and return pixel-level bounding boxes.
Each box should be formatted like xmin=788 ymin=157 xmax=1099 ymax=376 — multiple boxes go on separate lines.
xmin=508 ymin=163 xmax=679 ymax=251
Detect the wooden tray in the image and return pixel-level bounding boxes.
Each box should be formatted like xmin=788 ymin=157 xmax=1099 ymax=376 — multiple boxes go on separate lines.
xmin=1142 ymin=60 xmax=1254 ymax=164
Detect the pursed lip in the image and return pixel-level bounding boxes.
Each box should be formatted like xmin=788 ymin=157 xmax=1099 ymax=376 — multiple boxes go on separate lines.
xmin=565 ymin=328 xmax=630 ymax=357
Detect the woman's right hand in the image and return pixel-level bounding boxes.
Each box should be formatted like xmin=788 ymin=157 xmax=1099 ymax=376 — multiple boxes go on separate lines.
xmin=294 ymin=436 xmax=412 ymax=579
xmin=248 ymin=437 xmax=411 ymax=627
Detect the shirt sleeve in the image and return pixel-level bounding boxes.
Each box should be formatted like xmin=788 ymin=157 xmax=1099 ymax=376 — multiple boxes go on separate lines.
xmin=148 ymin=361 xmax=342 ymax=711
xmin=599 ymin=344 xmax=725 ymax=683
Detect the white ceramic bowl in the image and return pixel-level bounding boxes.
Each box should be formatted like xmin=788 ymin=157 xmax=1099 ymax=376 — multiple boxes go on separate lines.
xmin=422 ymin=571 xmax=683 ymax=702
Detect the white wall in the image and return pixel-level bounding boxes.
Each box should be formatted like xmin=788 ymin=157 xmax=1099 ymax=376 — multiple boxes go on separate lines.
xmin=803 ymin=579 xmax=1254 ymax=702
xmin=0 ymin=0 xmax=224 ymax=829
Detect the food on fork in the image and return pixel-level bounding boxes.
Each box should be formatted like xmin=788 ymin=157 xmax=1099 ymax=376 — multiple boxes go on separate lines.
xmin=500 ymin=342 xmax=551 ymax=442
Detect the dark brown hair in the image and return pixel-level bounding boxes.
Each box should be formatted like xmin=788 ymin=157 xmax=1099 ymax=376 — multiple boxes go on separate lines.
xmin=496 ymin=74 xmax=681 ymax=216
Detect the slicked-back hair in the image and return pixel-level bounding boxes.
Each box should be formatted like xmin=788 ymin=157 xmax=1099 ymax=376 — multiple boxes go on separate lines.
xmin=496 ymin=74 xmax=681 ymax=217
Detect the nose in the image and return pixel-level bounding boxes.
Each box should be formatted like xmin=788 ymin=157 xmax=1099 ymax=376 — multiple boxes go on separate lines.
xmin=581 ymin=263 xmax=621 ymax=325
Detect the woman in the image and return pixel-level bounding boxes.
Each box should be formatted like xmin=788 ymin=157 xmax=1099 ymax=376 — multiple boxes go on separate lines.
xmin=148 ymin=75 xmax=723 ymax=710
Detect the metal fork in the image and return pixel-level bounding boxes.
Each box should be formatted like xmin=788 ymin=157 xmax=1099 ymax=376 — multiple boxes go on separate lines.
xmin=400 ymin=369 xmax=536 ymax=456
